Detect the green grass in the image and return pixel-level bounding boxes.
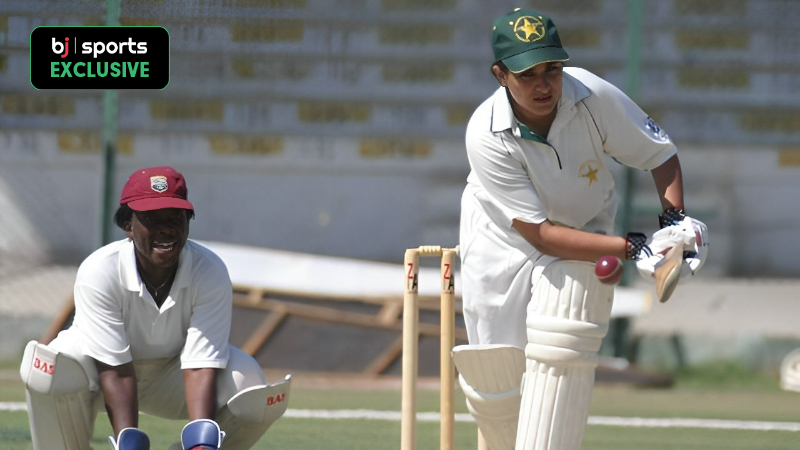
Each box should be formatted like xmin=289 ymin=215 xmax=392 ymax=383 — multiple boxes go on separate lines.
xmin=0 ymin=383 xmax=26 ymax=402
xmin=584 ymin=427 xmax=800 ymax=450
xmin=0 ymin=412 xmax=40 ymax=449
xmin=3 ymin=365 xmax=800 ymax=450
xmin=672 ymin=360 xmax=783 ymax=391
xmin=589 ymin=387 xmax=800 ymax=422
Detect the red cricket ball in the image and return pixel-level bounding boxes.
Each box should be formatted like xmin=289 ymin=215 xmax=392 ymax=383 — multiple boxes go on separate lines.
xmin=595 ymin=255 xmax=623 ymax=285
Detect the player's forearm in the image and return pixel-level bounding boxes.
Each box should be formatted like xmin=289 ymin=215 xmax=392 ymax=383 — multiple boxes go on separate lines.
xmin=96 ymin=361 xmax=138 ymax=435
xmin=651 ymin=154 xmax=685 ymax=211
xmin=513 ymin=219 xmax=627 ymax=262
xmin=184 ymin=367 xmax=218 ymax=420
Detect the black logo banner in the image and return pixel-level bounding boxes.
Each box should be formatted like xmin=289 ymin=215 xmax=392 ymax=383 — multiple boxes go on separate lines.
xmin=31 ymin=26 xmax=169 ymax=90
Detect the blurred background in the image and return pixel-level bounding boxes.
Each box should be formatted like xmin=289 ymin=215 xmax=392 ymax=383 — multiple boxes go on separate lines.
xmin=1 ymin=0 xmax=799 ymax=384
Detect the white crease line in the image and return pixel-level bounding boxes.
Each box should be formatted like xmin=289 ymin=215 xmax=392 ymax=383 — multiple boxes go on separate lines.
xmin=0 ymin=402 xmax=27 ymax=412
xmin=586 ymin=416 xmax=800 ymax=432
xmin=284 ymin=409 xmax=800 ymax=432
xmin=3 ymin=403 xmax=799 ymax=432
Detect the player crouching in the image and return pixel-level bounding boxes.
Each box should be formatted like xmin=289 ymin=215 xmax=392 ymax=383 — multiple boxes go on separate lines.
xmin=19 ymin=166 xmax=290 ymax=450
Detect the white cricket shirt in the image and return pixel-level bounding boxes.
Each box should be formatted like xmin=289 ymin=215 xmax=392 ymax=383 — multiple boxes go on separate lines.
xmin=70 ymin=239 xmax=232 ymax=369
xmin=459 ymin=67 xmax=677 ymax=346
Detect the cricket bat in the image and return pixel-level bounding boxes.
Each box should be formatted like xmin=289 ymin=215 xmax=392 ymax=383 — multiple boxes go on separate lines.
xmin=654 ymin=240 xmax=684 ymax=303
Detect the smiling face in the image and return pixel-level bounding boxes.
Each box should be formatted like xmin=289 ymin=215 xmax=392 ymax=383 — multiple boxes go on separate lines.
xmin=124 ymin=208 xmax=190 ymax=274
xmin=492 ymin=61 xmax=564 ymax=132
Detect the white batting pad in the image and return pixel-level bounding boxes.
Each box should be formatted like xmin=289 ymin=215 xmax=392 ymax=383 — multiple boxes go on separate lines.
xmin=20 ymin=340 xmax=96 ymax=450
xmin=517 ymin=262 xmax=614 ymax=450
xmin=780 ymin=349 xmax=800 ymax=393
xmin=452 ymin=344 xmax=525 ymax=450
xmin=214 ymin=374 xmax=292 ymax=450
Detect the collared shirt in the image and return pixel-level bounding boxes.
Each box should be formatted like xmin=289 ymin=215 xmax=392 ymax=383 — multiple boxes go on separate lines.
xmin=70 ymin=239 xmax=232 ymax=369
xmin=465 ymin=67 xmax=676 ymax=235
xmin=459 ymin=67 xmax=677 ymax=346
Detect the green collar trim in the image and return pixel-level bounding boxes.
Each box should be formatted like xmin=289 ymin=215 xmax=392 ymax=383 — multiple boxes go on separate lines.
xmin=517 ymin=122 xmax=548 ymax=144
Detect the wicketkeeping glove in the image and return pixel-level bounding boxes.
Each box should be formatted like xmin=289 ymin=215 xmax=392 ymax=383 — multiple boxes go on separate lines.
xmin=109 ymin=428 xmax=150 ymax=450
xmin=181 ymin=419 xmax=226 ymax=450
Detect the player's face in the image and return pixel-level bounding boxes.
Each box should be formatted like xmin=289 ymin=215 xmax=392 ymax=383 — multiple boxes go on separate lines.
xmin=496 ymin=61 xmax=563 ymax=126
xmin=125 ymin=208 xmax=190 ymax=270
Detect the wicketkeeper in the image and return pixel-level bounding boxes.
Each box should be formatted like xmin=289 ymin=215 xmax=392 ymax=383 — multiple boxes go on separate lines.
xmin=453 ymin=8 xmax=709 ymax=450
xmin=20 ymin=166 xmax=291 ymax=450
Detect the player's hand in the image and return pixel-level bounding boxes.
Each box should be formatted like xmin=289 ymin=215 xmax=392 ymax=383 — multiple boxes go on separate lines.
xmin=624 ymin=232 xmax=653 ymax=260
xmin=653 ymin=216 xmax=708 ymax=260
xmin=657 ymin=207 xmax=687 ymax=228
xmin=647 ymin=220 xmax=694 ymax=255
xmin=181 ymin=419 xmax=226 ymax=450
xmin=657 ymin=208 xmax=710 ymax=262
xmin=108 ymin=427 xmax=150 ymax=450
xmin=681 ymin=215 xmax=709 ymax=273
xmin=637 ymin=216 xmax=709 ymax=279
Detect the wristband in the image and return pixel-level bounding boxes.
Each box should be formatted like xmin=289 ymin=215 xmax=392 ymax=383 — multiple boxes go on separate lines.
xmin=625 ymin=232 xmax=649 ymax=260
xmin=658 ymin=207 xmax=685 ymax=228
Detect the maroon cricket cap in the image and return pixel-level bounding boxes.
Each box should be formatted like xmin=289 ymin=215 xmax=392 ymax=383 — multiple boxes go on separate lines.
xmin=120 ymin=166 xmax=194 ymax=212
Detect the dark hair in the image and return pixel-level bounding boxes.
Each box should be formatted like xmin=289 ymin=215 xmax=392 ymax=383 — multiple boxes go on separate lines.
xmin=113 ymin=204 xmax=195 ymax=230
xmin=493 ymin=60 xmax=566 ymax=75
xmin=113 ymin=204 xmax=133 ymax=230
xmin=493 ymin=60 xmax=509 ymax=73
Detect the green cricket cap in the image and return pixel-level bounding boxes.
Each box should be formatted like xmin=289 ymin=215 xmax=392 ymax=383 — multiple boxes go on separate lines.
xmin=492 ymin=8 xmax=569 ymax=73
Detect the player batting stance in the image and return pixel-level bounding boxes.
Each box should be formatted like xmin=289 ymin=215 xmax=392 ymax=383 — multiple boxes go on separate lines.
xmin=452 ymin=8 xmax=709 ymax=450
xmin=20 ymin=166 xmax=290 ymax=450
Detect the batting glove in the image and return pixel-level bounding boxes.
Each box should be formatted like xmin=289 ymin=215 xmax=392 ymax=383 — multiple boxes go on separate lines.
xmin=658 ymin=207 xmax=686 ymax=229
xmin=636 ymin=215 xmax=710 ymax=280
xmin=624 ymin=232 xmax=652 ymax=260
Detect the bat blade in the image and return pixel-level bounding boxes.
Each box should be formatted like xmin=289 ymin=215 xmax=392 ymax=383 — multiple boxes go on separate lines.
xmin=654 ymin=241 xmax=683 ymax=303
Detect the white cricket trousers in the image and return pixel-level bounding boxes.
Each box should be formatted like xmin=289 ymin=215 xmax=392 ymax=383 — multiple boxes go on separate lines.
xmin=47 ymin=328 xmax=267 ymax=419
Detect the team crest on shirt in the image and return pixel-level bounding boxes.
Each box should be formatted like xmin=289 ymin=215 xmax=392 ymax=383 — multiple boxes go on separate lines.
xmin=513 ymin=16 xmax=545 ymax=43
xmin=150 ymin=176 xmax=168 ymax=193
xmin=644 ymin=116 xmax=669 ymax=142
xmin=579 ymin=160 xmax=600 ymax=186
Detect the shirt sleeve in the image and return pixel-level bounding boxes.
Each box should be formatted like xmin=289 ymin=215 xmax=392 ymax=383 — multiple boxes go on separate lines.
xmin=591 ymin=80 xmax=677 ymax=170
xmin=180 ymin=260 xmax=232 ymax=369
xmin=466 ymin=125 xmax=548 ymax=227
xmin=73 ymin=281 xmax=132 ymax=367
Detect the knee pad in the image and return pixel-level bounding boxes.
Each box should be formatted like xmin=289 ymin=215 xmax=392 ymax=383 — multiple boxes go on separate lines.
xmin=452 ymin=344 xmax=525 ymax=450
xmin=20 ymin=340 xmax=97 ymax=450
xmin=214 ymin=375 xmax=291 ymax=450
xmin=526 ymin=260 xmax=614 ymax=364
xmin=517 ymin=261 xmax=614 ymax=450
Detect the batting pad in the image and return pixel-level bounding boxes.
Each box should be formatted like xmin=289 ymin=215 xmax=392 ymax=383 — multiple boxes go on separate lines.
xmin=20 ymin=340 xmax=96 ymax=450
xmin=452 ymin=344 xmax=525 ymax=450
xmin=516 ymin=261 xmax=614 ymax=450
xmin=213 ymin=374 xmax=292 ymax=450
xmin=780 ymin=349 xmax=800 ymax=392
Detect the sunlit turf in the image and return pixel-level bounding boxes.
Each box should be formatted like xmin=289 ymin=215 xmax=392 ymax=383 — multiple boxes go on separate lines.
xmin=2 ymin=363 xmax=800 ymax=450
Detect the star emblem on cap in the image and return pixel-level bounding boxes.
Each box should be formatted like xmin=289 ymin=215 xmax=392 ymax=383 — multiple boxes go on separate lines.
xmin=514 ymin=16 xmax=545 ymax=42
